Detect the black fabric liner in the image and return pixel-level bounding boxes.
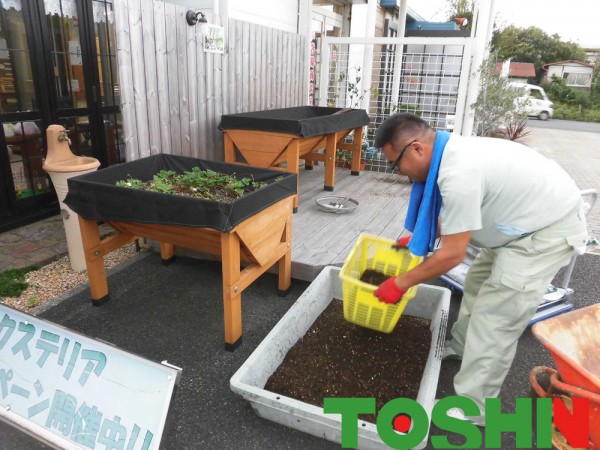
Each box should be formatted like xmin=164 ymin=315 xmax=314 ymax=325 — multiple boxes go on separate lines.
xmin=218 ymin=106 xmax=369 ymax=138
xmin=64 ymin=154 xmax=297 ymax=232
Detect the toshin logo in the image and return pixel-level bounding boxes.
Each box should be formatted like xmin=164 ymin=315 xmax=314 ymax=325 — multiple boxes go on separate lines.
xmin=323 ymin=395 xmax=590 ymax=449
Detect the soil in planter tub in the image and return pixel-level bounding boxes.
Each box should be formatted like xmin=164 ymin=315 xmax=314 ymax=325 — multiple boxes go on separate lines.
xmin=264 ymin=300 xmax=431 ymax=424
xmin=360 ymin=269 xmax=388 ymax=286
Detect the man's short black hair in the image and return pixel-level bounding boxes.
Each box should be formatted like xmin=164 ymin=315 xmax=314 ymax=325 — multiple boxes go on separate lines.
xmin=374 ymin=113 xmax=431 ymax=148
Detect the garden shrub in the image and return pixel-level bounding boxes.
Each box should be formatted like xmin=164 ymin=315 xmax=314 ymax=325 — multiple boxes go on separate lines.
xmin=0 ymin=266 xmax=37 ymax=297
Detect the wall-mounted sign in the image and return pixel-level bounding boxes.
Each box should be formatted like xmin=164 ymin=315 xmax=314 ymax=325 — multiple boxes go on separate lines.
xmin=0 ymin=304 xmax=181 ymax=449
xmin=203 ymin=24 xmax=224 ymax=54
xmin=69 ymin=40 xmax=82 ymax=65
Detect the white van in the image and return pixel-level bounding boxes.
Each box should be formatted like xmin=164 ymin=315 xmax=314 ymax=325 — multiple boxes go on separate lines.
xmin=511 ymin=83 xmax=554 ymax=121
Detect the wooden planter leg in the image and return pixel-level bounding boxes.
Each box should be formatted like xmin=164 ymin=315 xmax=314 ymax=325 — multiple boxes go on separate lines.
xmin=78 ymin=217 xmax=110 ymax=305
xmin=223 ymin=132 xmax=236 ymax=163
xmin=286 ymin=139 xmax=300 ymax=212
xmin=221 ymin=232 xmax=243 ymax=351
xmin=324 ymin=132 xmax=337 ymax=191
xmin=277 ymin=210 xmax=293 ymax=296
xmin=350 ymin=126 xmax=364 ymax=175
xmin=160 ymin=242 xmax=176 ymax=265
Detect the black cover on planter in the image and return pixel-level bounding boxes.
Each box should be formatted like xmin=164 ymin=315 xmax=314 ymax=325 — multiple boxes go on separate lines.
xmin=218 ymin=106 xmax=369 ymax=138
xmin=64 ymin=154 xmax=297 ymax=232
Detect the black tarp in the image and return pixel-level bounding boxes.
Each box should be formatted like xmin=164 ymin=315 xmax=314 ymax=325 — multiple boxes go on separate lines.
xmin=218 ymin=106 xmax=369 ymax=138
xmin=64 ymin=154 xmax=297 ymax=232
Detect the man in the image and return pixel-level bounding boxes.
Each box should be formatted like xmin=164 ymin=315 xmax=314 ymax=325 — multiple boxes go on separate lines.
xmin=372 ymin=113 xmax=588 ymax=425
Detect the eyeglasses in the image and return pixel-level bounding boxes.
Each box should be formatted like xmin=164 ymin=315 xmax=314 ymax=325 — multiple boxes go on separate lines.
xmin=389 ymin=139 xmax=417 ymax=172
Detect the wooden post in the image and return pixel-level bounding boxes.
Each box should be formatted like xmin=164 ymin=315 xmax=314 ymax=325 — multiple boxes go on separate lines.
xmin=324 ymin=131 xmax=337 ymax=191
xmin=278 ymin=206 xmax=293 ymax=295
xmin=350 ymin=126 xmax=364 ymax=174
xmin=223 ymin=132 xmax=236 ymax=163
xmin=78 ymin=217 xmax=109 ymax=304
xmin=160 ymin=242 xmax=175 ymax=264
xmin=287 ymin=138 xmax=300 ymax=211
xmin=220 ymin=231 xmax=243 ymax=350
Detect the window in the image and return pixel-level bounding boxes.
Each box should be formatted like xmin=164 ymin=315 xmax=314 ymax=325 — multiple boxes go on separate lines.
xmin=562 ymin=72 xmax=592 ymax=87
xmin=528 ymin=89 xmax=543 ymax=100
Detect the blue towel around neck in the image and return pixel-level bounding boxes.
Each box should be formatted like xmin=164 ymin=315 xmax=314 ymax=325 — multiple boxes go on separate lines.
xmin=404 ymin=130 xmax=451 ymax=256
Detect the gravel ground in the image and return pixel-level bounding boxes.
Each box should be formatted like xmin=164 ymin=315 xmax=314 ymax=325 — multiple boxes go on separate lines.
xmin=1 ymin=243 xmax=140 ymax=312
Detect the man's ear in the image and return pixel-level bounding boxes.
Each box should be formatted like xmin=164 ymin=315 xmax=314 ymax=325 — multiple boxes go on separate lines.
xmin=414 ymin=141 xmax=426 ymax=157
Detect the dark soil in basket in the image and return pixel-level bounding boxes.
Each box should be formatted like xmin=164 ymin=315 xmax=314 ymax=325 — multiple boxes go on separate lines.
xmin=264 ymin=299 xmax=431 ymax=424
xmin=360 ymin=269 xmax=388 ymax=286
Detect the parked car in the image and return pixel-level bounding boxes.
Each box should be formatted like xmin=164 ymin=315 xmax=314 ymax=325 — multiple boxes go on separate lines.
xmin=511 ymin=82 xmax=554 ymax=121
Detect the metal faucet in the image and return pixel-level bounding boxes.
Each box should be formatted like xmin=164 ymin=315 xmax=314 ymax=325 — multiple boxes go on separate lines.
xmin=57 ymin=129 xmax=72 ymax=146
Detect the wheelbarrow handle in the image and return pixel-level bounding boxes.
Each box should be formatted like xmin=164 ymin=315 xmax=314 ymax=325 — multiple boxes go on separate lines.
xmin=530 ymin=366 xmax=556 ymax=398
xmin=530 ymin=365 xmax=600 ymax=405
xmin=549 ymin=371 xmax=600 ymax=404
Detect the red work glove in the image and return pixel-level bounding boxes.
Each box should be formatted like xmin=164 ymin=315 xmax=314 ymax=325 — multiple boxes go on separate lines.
xmin=392 ymin=235 xmax=411 ymax=249
xmin=373 ymin=277 xmax=407 ymax=304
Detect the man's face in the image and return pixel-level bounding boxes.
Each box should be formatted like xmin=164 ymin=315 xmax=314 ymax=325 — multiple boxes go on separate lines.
xmin=383 ymin=138 xmax=427 ymax=182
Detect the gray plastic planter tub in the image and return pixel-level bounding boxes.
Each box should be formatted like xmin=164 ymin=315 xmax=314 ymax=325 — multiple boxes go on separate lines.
xmin=230 ymin=266 xmax=451 ymax=449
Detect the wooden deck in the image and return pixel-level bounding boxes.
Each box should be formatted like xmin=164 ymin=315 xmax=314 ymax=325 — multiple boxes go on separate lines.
xmin=291 ymin=164 xmax=412 ymax=281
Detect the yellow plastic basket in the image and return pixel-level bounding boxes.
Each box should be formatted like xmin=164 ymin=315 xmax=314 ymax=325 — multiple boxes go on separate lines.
xmin=339 ymin=233 xmax=423 ymax=333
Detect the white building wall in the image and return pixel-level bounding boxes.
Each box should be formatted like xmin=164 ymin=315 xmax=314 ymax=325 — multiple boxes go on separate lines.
xmin=228 ymin=0 xmax=300 ymax=33
xmin=546 ymin=63 xmax=593 ymax=88
xmin=547 ymin=63 xmax=592 ymax=77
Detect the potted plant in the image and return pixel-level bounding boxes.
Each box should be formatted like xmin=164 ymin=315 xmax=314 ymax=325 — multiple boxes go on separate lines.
xmin=335 ymin=148 xmax=353 ymax=168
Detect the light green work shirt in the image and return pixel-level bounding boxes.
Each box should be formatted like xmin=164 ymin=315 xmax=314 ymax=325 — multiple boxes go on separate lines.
xmin=437 ymin=134 xmax=581 ymax=248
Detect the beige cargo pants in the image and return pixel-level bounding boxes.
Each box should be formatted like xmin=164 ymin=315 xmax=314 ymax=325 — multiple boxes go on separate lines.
xmin=448 ymin=204 xmax=588 ymax=417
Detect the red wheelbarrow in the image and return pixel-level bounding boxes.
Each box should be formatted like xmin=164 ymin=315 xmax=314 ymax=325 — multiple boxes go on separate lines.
xmin=530 ymin=303 xmax=600 ymax=449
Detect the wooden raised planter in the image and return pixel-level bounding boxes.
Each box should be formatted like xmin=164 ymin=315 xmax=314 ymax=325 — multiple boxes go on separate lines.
xmin=219 ymin=106 xmax=369 ymax=211
xmin=64 ymin=154 xmax=297 ymax=350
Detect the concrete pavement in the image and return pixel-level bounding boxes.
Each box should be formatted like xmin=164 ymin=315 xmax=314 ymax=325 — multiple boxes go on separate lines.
xmin=524 ymin=124 xmax=600 ymax=244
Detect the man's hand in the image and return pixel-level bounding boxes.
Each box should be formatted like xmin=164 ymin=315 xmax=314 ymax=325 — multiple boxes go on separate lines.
xmin=373 ymin=277 xmax=407 ymax=304
xmin=392 ymin=235 xmax=411 ymax=249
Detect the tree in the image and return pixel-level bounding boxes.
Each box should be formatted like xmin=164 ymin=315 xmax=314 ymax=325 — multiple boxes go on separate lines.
xmin=546 ymin=76 xmax=577 ymax=103
xmin=444 ymin=0 xmax=474 ymax=31
xmin=471 ymin=53 xmax=528 ymax=137
xmin=491 ymin=26 xmax=587 ymax=83
xmin=591 ymin=63 xmax=600 ymax=106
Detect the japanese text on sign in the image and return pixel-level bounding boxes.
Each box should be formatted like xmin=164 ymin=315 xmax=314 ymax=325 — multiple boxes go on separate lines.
xmin=0 ymin=305 xmax=179 ymax=449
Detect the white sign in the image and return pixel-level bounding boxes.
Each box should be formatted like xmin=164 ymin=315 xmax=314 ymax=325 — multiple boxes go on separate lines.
xmin=0 ymin=304 xmax=180 ymax=449
xmin=69 ymin=41 xmax=82 ymax=65
xmin=203 ymin=24 xmax=224 ymax=54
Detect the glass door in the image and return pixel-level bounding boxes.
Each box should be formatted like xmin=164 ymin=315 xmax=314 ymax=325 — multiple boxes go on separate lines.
xmin=43 ymin=0 xmax=122 ymax=166
xmin=311 ymin=6 xmax=343 ymax=106
xmin=0 ymin=0 xmax=122 ymax=231
xmin=0 ymin=0 xmax=50 ymax=217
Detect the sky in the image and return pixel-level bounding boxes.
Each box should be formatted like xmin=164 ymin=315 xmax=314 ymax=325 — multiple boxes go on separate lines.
xmin=411 ymin=0 xmax=599 ymax=48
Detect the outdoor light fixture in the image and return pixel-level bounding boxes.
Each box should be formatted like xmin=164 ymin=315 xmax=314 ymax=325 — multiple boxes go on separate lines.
xmin=186 ymin=10 xmax=208 ymax=30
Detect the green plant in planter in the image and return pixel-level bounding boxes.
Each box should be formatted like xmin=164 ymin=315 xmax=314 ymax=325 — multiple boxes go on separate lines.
xmin=115 ymin=167 xmax=276 ymax=202
xmin=329 ymin=65 xmax=380 ymax=109
xmin=336 ymin=149 xmax=352 ymax=163
xmin=386 ymin=103 xmax=423 ymax=116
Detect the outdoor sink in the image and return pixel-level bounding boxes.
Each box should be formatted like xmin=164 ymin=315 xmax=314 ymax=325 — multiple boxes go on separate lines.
xmin=44 ymin=156 xmax=100 ymax=172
